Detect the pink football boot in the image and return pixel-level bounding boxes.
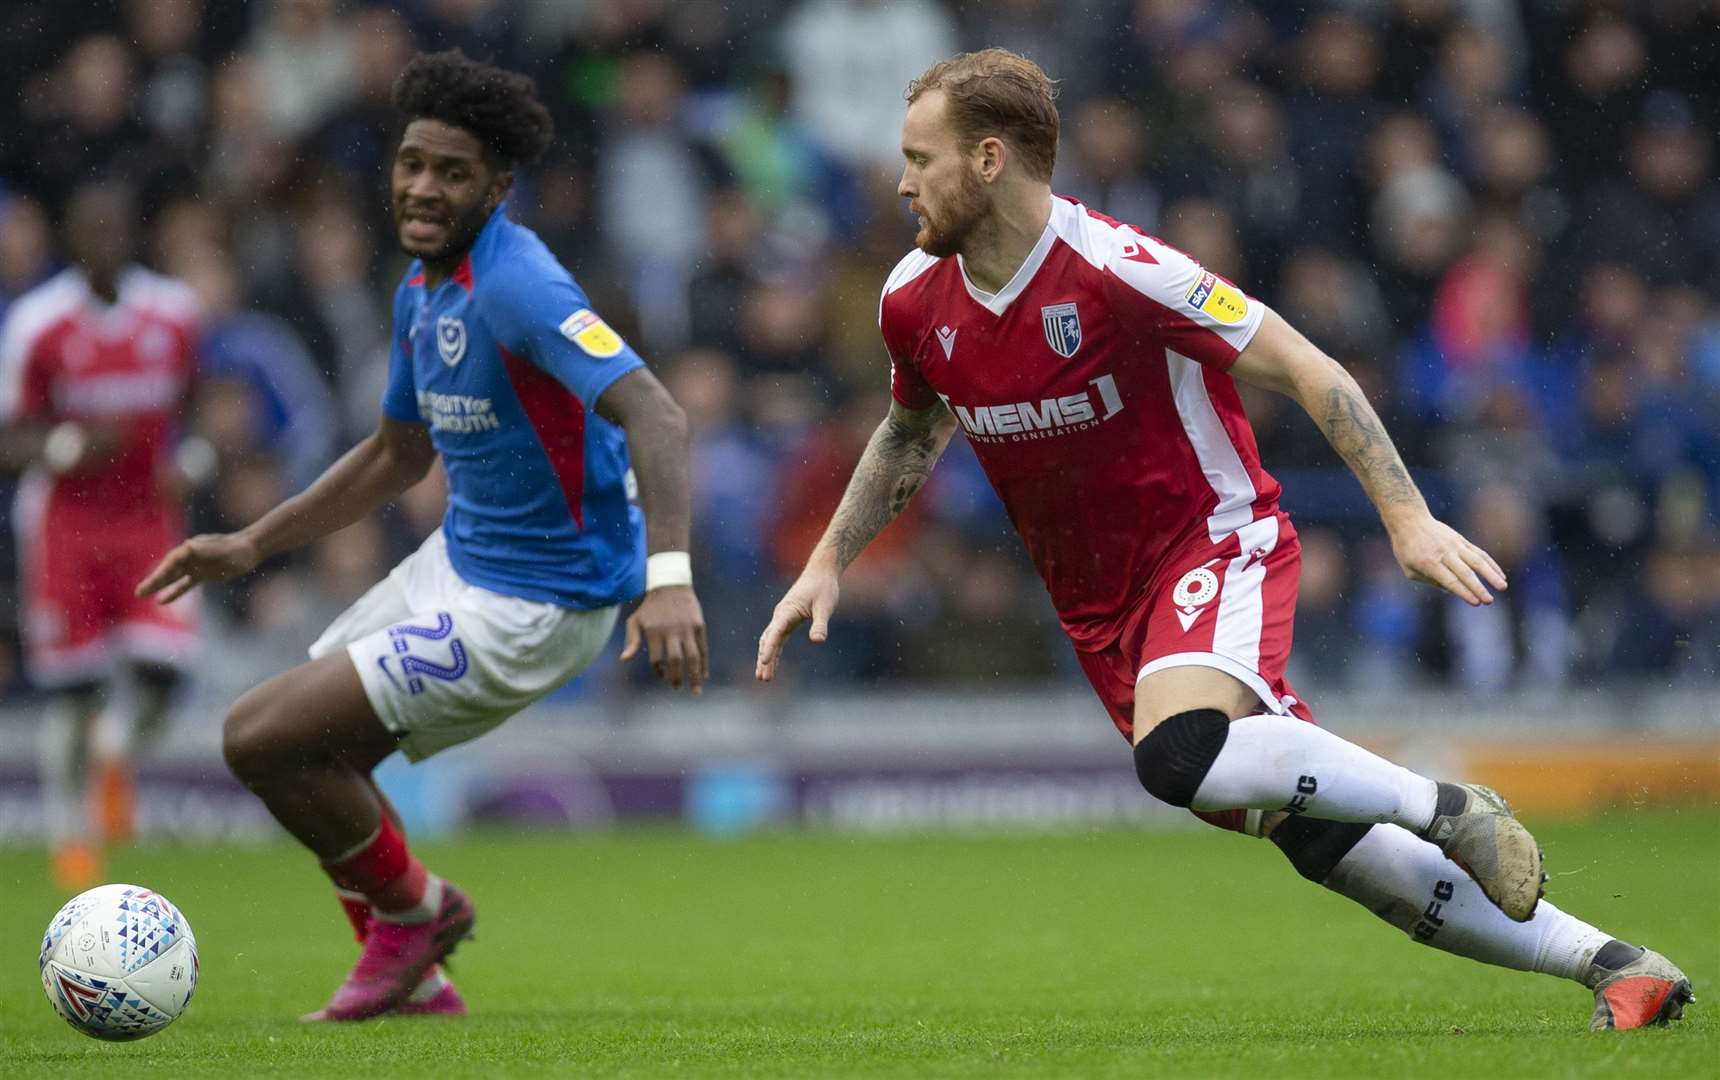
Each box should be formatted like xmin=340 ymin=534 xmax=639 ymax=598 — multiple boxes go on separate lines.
xmin=302 ymin=884 xmax=475 ymax=1022
xmin=395 ymin=966 xmax=468 ymax=1017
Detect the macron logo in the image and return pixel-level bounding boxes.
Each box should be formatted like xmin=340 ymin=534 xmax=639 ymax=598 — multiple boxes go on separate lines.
xmin=935 ymin=325 xmax=957 ymax=360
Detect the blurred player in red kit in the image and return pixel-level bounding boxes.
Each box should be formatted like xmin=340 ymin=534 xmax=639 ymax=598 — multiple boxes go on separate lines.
xmin=757 ymin=50 xmax=1691 ymax=1032
xmin=0 ymin=180 xmax=201 ymax=889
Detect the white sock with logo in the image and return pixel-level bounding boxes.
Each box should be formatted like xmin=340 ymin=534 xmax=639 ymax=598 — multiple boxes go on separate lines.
xmin=1322 ymin=823 xmax=1609 ymax=981
xmin=39 ymin=697 xmax=95 ymax=844
xmin=1189 ymin=714 xmax=1439 ymax=830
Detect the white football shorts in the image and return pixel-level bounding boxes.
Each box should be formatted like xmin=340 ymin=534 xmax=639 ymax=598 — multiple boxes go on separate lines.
xmin=308 ymin=529 xmax=618 ymax=762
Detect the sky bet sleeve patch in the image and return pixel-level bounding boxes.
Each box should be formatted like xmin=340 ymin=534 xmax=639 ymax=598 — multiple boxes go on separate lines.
xmin=1184 ymin=271 xmax=1249 ymax=325
xmin=558 ymin=309 xmax=625 ymax=358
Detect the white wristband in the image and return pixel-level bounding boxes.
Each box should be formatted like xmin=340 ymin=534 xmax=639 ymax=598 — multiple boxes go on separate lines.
xmin=42 ymin=421 xmax=88 ymax=474
xmin=645 ymin=551 xmax=693 ymax=592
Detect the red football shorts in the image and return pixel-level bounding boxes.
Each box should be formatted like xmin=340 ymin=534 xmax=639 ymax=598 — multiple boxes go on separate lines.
xmin=1075 ymin=512 xmax=1314 ymax=742
xmin=16 ymin=489 xmax=198 ymax=687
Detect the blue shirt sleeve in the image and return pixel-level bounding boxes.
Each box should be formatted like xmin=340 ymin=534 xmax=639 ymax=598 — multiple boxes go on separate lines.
xmin=481 ymin=267 xmax=645 ymax=408
xmin=381 ymin=281 xmax=421 ymax=423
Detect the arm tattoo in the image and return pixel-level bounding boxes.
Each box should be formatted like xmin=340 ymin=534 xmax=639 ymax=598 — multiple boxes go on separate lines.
xmin=826 ymin=407 xmax=948 ymax=571
xmin=1320 ymin=384 xmax=1421 ymax=510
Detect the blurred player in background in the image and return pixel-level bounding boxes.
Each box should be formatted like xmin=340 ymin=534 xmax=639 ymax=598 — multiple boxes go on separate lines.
xmin=139 ymin=51 xmax=706 ymax=1022
xmin=758 ymin=50 xmax=1692 ymax=1032
xmin=0 ymin=179 xmax=201 ymax=891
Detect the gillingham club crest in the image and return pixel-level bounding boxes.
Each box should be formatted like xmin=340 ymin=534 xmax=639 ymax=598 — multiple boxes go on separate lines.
xmin=1041 ymin=302 xmax=1081 ymax=358
xmin=436 ymin=315 xmax=467 ymax=366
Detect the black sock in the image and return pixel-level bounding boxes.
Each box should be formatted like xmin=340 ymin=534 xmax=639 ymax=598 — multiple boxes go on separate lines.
xmin=1592 ymin=939 xmax=1645 ymax=971
xmin=1417 ymin=782 xmax=1469 ymax=837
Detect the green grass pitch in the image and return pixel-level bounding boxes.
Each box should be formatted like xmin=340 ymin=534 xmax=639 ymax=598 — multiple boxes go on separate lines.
xmin=3 ymin=811 xmax=1714 ymax=1078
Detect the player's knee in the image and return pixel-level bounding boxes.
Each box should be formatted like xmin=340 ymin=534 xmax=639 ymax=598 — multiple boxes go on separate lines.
xmin=222 ymin=689 xmax=298 ymax=784
xmin=1132 ymin=708 xmax=1230 ymax=807
xmin=1269 ymin=815 xmax=1373 ymax=884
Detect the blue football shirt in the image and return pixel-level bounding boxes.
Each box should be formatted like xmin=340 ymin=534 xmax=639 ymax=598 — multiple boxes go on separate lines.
xmin=382 ymin=202 xmax=646 ymax=609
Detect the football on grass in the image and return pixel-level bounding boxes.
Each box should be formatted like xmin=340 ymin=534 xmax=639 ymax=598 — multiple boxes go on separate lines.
xmin=39 ymin=884 xmax=198 ymax=1040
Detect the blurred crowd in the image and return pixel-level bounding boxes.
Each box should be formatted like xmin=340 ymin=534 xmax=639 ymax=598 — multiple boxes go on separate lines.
xmin=0 ymin=0 xmax=1715 ymax=703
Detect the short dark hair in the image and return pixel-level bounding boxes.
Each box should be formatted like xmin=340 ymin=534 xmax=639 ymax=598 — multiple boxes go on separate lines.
xmin=907 ymin=49 xmax=1060 ymax=182
xmin=392 ymin=49 xmax=554 ymax=167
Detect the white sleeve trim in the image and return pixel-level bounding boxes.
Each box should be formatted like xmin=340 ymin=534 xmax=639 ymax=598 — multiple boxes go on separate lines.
xmin=1110 ymin=238 xmax=1265 ymax=355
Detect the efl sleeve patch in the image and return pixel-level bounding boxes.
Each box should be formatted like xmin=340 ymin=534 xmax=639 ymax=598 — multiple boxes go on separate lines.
xmin=1184 ymin=271 xmax=1249 ymax=325
xmin=558 ymin=309 xmax=625 ymax=358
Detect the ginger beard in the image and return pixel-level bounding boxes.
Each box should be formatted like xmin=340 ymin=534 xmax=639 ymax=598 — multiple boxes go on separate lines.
xmin=913 ymin=158 xmax=990 ymax=258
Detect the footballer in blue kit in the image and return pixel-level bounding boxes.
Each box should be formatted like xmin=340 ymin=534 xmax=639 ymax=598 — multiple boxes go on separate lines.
xmin=384 ymin=199 xmax=646 ymax=611
xmin=138 ymin=51 xmax=708 ymax=1021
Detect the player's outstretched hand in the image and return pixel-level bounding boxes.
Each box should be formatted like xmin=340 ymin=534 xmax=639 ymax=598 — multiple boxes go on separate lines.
xmin=136 ymin=532 xmax=262 ymax=603
xmin=756 ymin=568 xmax=840 ymax=683
xmin=621 ymin=585 xmax=708 ymax=695
xmin=1388 ymin=511 xmax=1508 ymax=606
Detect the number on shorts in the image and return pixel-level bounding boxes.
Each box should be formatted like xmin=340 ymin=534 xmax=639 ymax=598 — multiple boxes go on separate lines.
xmin=387 ymin=613 xmax=468 ymax=695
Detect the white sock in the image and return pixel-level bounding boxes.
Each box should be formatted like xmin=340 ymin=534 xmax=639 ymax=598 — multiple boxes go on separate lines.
xmin=374 ymin=873 xmax=445 ymax=925
xmin=38 ymin=698 xmax=94 ymax=844
xmin=409 ymin=965 xmax=451 ymax=1002
xmin=1323 ymin=823 xmax=1610 ymax=981
xmin=1190 ymin=714 xmax=1439 ymax=831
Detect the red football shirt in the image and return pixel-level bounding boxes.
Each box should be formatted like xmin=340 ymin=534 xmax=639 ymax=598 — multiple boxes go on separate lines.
xmin=881 ymin=195 xmax=1280 ymax=650
xmin=0 ymin=266 xmax=199 ymax=517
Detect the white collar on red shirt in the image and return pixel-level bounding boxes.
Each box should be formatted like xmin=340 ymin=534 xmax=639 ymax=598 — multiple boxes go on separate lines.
xmin=955 ymin=195 xmax=1077 ymax=316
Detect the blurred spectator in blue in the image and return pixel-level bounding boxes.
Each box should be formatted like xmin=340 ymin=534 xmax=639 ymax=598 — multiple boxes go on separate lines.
xmin=1287 ymin=13 xmax=1384 ymax=256
xmin=1399 ymin=214 xmax=1540 ymax=427
xmin=1469 ymin=107 xmax=1562 ymax=244
xmin=768 ymin=390 xmax=935 ymax=682
xmin=404 ymin=0 xmax=519 ymax=70
xmin=736 ymin=279 xmax=829 ymax=386
xmin=1283 ymin=527 xmax=1358 ymax=692
xmin=1579 ymin=91 xmax=1720 ymax=294
xmin=180 ymin=251 xmax=338 ymax=493
xmin=206 ymin=54 xmax=308 ymax=315
xmin=1057 ymin=97 xmax=1161 ymax=236
xmin=687 ymin=188 xmax=764 ymax=358
xmin=15 ymin=35 xmax=179 ymax=214
xmin=1187 ymin=83 xmax=1302 ymax=291
xmin=1112 ymin=0 xmax=1268 ymax=144
xmin=312 ymin=7 xmax=417 ymax=211
xmin=127 ymin=0 xmax=215 ymax=155
xmin=782 ymin=0 xmax=958 ymax=176
xmin=958 ymin=0 xmax=1115 ymax=103
xmin=705 ymin=43 xmax=866 ymax=244
xmin=0 ymin=193 xmax=56 ymax=315
xmin=1420 ymin=22 xmax=1521 ymax=170
xmin=1369 ymin=121 xmax=1468 ymax=333
xmin=1440 ymin=484 xmax=1573 ymax=695
xmin=1541 ymin=14 xmax=1647 ymax=181
xmin=1246 ymin=247 xmax=1398 ymax=472
xmin=1610 ymin=538 xmax=1720 ymax=684
xmin=597 ymin=51 xmax=725 ymax=351
xmin=665 ymin=348 xmax=781 ymax=682
xmin=1350 ymin=537 xmax=1424 ymax=691
xmin=287 ymin=197 xmax=392 ymax=435
xmin=1162 ymin=197 xmax=1245 ymax=284
xmin=1275 ymin=246 xmax=1392 ymax=362
xmin=902 ymin=529 xmax=1065 ymax=685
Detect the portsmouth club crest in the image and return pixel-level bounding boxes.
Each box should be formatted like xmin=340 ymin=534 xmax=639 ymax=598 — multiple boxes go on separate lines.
xmin=436 ymin=315 xmax=467 ymax=367
xmin=1041 ymin=302 xmax=1081 ymax=358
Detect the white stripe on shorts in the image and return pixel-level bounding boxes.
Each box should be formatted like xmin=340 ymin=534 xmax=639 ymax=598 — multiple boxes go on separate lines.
xmin=1210 ymin=515 xmax=1280 ymax=673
